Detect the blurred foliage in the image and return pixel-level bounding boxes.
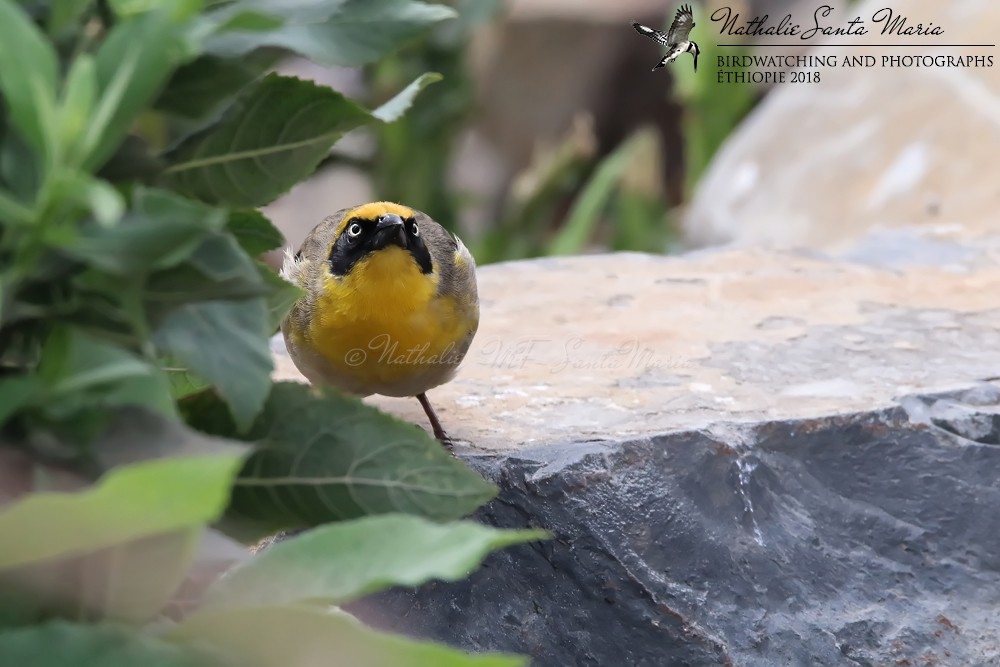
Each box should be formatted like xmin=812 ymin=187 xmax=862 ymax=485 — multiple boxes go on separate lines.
xmin=364 ymin=0 xmax=505 ymax=232
xmin=357 ymin=0 xmax=757 ymax=264
xmin=0 ymin=0 xmax=545 ymax=664
xmin=671 ymin=3 xmax=756 ymax=196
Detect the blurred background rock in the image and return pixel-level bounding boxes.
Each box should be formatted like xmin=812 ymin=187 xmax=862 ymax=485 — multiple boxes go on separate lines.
xmin=261 ymin=0 xmax=999 ymax=268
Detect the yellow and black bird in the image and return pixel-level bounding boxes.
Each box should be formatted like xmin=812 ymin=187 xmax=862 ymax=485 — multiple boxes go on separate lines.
xmin=280 ymin=202 xmax=479 ymax=448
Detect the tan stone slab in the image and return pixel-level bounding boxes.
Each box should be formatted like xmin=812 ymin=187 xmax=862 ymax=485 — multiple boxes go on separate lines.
xmin=272 ymin=239 xmax=1000 ymax=451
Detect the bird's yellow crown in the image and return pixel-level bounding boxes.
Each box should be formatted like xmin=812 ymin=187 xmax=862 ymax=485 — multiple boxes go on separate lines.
xmin=335 ymin=201 xmax=415 ymax=236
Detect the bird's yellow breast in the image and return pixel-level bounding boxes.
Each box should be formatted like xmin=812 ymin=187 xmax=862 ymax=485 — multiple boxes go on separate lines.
xmin=303 ymin=246 xmax=470 ymax=395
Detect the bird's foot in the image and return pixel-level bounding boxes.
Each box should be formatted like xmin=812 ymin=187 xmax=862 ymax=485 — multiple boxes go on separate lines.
xmin=417 ymin=392 xmax=457 ymax=455
xmin=436 ymin=431 xmax=456 ymax=454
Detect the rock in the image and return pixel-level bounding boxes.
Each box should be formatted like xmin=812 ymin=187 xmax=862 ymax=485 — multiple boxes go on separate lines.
xmin=351 ymin=387 xmax=1000 ymax=667
xmin=275 ymin=228 xmax=1000 ymax=447
xmin=683 ymin=0 xmax=1000 ymax=249
xmin=273 ymin=229 xmax=1000 ymax=665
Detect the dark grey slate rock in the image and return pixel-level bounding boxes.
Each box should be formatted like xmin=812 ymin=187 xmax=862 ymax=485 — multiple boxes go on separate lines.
xmin=350 ymin=383 xmax=1000 ymax=667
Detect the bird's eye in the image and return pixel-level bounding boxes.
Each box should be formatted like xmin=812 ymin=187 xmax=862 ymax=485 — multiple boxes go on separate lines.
xmin=410 ymin=221 xmax=419 ymax=236
xmin=347 ymin=222 xmax=362 ymax=238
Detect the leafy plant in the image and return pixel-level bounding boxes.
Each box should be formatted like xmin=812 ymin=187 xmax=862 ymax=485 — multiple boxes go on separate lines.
xmin=476 ymin=120 xmax=673 ymax=263
xmin=354 ymin=0 xmax=757 ymax=263
xmin=0 ymin=0 xmax=545 ymax=664
xmin=504 ymin=1 xmax=755 ymax=260
xmin=362 ymin=0 xmax=506 ymax=233
xmin=670 ymin=2 xmax=756 ymax=196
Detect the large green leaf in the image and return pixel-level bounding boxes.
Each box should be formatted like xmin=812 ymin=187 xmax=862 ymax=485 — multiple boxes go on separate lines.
xmin=201 ymin=514 xmax=547 ymax=609
xmin=88 ymin=1 xmax=201 ymax=170
xmin=65 ymin=188 xmax=225 ymax=275
xmin=226 ymin=209 xmax=284 ymax=257
xmin=0 ymin=0 xmax=59 ymax=158
xmin=35 ymin=328 xmax=177 ymax=420
xmin=182 ymin=382 xmax=497 ymax=533
xmin=0 ymin=435 xmax=245 ymax=570
xmin=168 ymin=605 xmax=526 ymax=667
xmin=204 ymin=0 xmax=457 ymax=68
xmin=144 ymin=233 xmax=270 ymax=309
xmin=0 ymin=621 xmax=222 ymax=666
xmin=155 ymin=55 xmax=267 ymax=122
xmin=162 ymin=74 xmax=372 ymax=207
xmin=154 ymin=299 xmax=272 ymax=433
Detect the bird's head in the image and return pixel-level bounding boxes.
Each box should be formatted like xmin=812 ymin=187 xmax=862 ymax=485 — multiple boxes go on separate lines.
xmin=688 ymin=41 xmax=700 ymax=72
xmin=327 ymin=201 xmax=434 ymax=279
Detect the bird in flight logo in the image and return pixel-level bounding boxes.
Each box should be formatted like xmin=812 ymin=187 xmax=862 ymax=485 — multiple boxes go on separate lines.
xmin=632 ymin=4 xmax=700 ymax=73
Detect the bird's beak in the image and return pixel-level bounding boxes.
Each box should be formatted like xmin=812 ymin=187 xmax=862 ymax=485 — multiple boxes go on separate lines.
xmin=374 ymin=214 xmax=407 ymax=249
xmin=693 ymin=50 xmax=699 ymax=73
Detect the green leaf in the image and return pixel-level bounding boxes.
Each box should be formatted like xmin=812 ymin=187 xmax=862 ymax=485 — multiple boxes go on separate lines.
xmin=163 ymin=74 xmax=372 ymax=207
xmin=41 ymin=170 xmax=126 ymax=228
xmin=97 ymin=365 xmax=178 ymax=420
xmin=168 ymin=605 xmax=527 ymax=667
xmin=79 ymin=178 xmax=127 ymax=227
xmin=144 ymin=233 xmax=269 ymax=308
xmin=155 ymin=55 xmax=267 ymax=122
xmin=201 ymin=514 xmax=547 ymax=608
xmin=88 ymin=3 xmax=200 ymax=170
xmin=0 ymin=117 xmax=42 ymax=202
xmin=49 ymin=0 xmax=96 ymax=38
xmin=256 ymin=262 xmax=303 ymax=333
xmin=154 ymin=299 xmax=272 ymax=433
xmin=89 ymin=404 xmax=248 ymax=468
xmin=208 ymin=8 xmax=284 ymax=32
xmin=0 ymin=375 xmax=42 ymax=428
xmin=96 ymin=134 xmax=167 ymax=185
xmin=66 ymin=188 xmax=225 ymax=274
xmin=0 ymin=0 xmax=59 ymax=157
xmin=545 ymin=132 xmax=638 ymax=256
xmin=33 ymin=328 xmax=176 ymax=420
xmin=0 ymin=621 xmax=222 ymax=667
xmin=226 ymin=209 xmax=284 ymax=256
xmin=108 ymin=0 xmax=196 ymax=18
xmin=164 ymin=362 xmax=211 ymax=400
xmin=0 ymin=449 xmax=245 ymax=570
xmin=182 ymin=383 xmax=497 ymax=533
xmin=372 ymin=72 xmax=443 ymax=123
xmin=58 ymin=54 xmax=98 ymax=167
xmin=204 ymin=0 xmax=458 ymax=68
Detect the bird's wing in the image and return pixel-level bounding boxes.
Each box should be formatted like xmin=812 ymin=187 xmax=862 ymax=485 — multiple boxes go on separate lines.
xmin=666 ymin=4 xmax=695 ymax=43
xmin=632 ymin=21 xmax=670 ymax=47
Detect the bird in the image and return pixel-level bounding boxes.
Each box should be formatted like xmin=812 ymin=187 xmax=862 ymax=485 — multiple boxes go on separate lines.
xmin=632 ymin=4 xmax=700 ymax=73
xmin=279 ymin=201 xmax=479 ymax=450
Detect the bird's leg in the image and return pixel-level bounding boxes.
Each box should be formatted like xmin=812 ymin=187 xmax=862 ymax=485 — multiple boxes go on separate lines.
xmin=416 ymin=392 xmax=454 ymax=451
